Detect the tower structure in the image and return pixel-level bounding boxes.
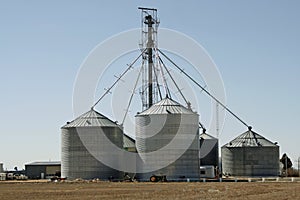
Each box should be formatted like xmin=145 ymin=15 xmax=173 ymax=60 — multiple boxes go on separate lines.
xmin=138 ymin=7 xmax=160 ymax=110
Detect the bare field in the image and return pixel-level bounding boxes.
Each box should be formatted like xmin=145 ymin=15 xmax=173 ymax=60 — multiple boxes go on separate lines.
xmin=0 ymin=181 xmax=299 ymax=200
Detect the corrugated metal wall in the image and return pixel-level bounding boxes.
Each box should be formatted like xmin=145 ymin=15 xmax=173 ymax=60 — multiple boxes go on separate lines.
xmin=46 ymin=166 xmax=61 ymax=176
xmin=135 ymin=104 xmax=200 ymax=181
xmin=200 ymin=134 xmax=219 ymax=167
xmin=26 ymin=165 xmax=46 ymax=179
xmin=221 ymin=146 xmax=279 ymax=176
xmin=61 ymin=126 xmax=124 ymax=180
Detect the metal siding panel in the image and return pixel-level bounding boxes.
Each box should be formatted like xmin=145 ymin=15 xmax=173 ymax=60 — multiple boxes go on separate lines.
xmin=222 ymin=146 xmax=279 ymax=176
xmin=200 ymin=137 xmax=219 ymax=167
xmin=46 ymin=166 xmax=61 ymax=175
xmin=136 ymin=109 xmax=200 ymax=181
xmin=61 ymin=126 xmax=124 ymax=180
xmin=25 ymin=165 xmax=46 ymax=179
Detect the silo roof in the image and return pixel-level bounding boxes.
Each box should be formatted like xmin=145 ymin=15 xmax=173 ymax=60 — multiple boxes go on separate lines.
xmin=62 ymin=109 xmax=120 ymax=128
xmin=223 ymin=129 xmax=278 ymax=147
xmin=200 ymin=132 xmax=218 ymax=140
xmin=123 ymin=133 xmax=135 ymax=148
xmin=137 ymin=97 xmax=197 ymax=115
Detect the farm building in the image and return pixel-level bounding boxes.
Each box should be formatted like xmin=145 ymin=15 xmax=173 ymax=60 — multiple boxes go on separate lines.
xmin=25 ymin=161 xmax=61 ymax=179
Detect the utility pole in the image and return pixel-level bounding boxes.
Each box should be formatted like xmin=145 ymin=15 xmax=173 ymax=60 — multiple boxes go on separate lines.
xmin=216 ymin=102 xmax=219 ymax=138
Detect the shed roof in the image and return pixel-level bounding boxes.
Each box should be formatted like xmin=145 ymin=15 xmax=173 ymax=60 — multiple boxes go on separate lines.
xmin=62 ymin=109 xmax=120 ymax=128
xmin=223 ymin=128 xmax=278 ymax=147
xmin=25 ymin=161 xmax=61 ymax=166
xmin=137 ymin=97 xmax=196 ymax=115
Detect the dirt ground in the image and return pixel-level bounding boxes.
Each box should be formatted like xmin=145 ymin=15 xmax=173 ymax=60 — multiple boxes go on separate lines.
xmin=0 ymin=181 xmax=299 ymax=200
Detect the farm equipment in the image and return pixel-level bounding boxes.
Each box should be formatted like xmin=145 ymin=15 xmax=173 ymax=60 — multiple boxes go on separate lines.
xmin=149 ymin=175 xmax=167 ymax=182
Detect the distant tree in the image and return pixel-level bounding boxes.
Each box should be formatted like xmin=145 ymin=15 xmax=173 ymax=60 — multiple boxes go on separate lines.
xmin=280 ymin=153 xmax=292 ymax=170
xmin=14 ymin=166 xmax=18 ymax=171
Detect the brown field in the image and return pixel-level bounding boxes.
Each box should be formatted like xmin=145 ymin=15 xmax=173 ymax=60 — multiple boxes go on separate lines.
xmin=0 ymin=181 xmax=299 ymax=200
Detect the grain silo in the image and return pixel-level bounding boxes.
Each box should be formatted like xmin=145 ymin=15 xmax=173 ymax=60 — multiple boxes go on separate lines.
xmin=221 ymin=127 xmax=279 ymax=177
xmin=0 ymin=163 xmax=3 ymax=173
xmin=61 ymin=108 xmax=124 ymax=180
xmin=200 ymin=130 xmax=219 ymax=167
xmin=135 ymin=97 xmax=200 ymax=181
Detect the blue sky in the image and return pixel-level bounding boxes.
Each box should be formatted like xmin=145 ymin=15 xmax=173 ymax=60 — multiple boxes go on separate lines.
xmin=0 ymin=0 xmax=299 ymax=170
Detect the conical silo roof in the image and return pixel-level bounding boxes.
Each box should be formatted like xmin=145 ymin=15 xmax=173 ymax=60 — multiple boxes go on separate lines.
xmin=62 ymin=108 xmax=120 ymax=128
xmin=200 ymin=132 xmax=217 ymax=140
xmin=223 ymin=128 xmax=278 ymax=147
xmin=137 ymin=97 xmax=196 ymax=115
xmin=123 ymin=133 xmax=135 ymax=149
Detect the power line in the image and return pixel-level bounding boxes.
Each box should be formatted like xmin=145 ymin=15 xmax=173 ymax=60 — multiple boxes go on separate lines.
xmin=158 ymin=49 xmax=250 ymax=129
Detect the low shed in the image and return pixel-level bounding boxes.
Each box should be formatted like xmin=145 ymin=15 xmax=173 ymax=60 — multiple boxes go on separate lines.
xmin=25 ymin=161 xmax=61 ymax=179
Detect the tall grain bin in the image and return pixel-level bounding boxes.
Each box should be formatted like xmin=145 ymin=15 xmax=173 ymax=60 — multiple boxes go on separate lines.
xmin=221 ymin=127 xmax=279 ymax=177
xmin=136 ymin=97 xmax=200 ymax=181
xmin=61 ymin=109 xmax=124 ymax=180
xmin=200 ymin=130 xmax=219 ymax=167
xmin=0 ymin=163 xmax=3 ymax=173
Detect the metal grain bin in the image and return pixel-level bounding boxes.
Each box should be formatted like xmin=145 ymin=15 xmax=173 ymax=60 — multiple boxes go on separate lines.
xmin=135 ymin=97 xmax=200 ymax=181
xmin=61 ymin=109 xmax=124 ymax=180
xmin=0 ymin=163 xmax=3 ymax=173
xmin=221 ymin=127 xmax=279 ymax=177
xmin=200 ymin=130 xmax=219 ymax=167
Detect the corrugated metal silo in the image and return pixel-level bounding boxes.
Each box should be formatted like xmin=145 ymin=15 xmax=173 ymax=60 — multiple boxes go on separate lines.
xmin=221 ymin=127 xmax=279 ymax=177
xmin=61 ymin=109 xmax=124 ymax=180
xmin=135 ymin=97 xmax=200 ymax=181
xmin=0 ymin=163 xmax=3 ymax=173
xmin=200 ymin=130 xmax=219 ymax=167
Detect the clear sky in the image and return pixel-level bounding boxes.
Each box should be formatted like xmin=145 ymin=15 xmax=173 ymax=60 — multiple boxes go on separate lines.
xmin=0 ymin=0 xmax=299 ymax=170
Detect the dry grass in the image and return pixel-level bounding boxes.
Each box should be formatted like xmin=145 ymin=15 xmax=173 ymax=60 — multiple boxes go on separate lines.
xmin=0 ymin=181 xmax=299 ymax=200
